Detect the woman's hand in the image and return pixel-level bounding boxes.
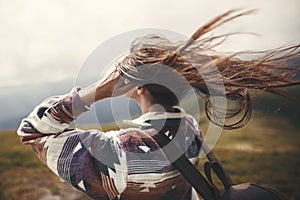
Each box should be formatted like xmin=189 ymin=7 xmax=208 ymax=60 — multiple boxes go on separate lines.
xmin=79 ymin=69 xmax=135 ymax=106
xmin=95 ymin=69 xmax=132 ymax=100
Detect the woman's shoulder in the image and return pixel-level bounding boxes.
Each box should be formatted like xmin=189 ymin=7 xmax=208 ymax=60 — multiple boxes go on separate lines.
xmin=116 ymin=127 xmax=160 ymax=153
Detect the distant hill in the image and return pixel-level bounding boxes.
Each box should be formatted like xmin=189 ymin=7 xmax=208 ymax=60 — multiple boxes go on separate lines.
xmin=251 ymin=86 xmax=300 ymax=128
xmin=1 ymin=77 xmax=299 ymax=130
xmin=0 ymin=80 xmax=141 ymax=130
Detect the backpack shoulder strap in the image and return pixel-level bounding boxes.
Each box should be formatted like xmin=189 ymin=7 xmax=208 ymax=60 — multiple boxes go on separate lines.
xmin=202 ymin=143 xmax=234 ymax=189
xmin=150 ymin=130 xmax=217 ymax=200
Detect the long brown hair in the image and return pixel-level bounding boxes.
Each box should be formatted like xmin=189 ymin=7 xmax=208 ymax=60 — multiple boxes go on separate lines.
xmin=116 ymin=9 xmax=300 ymax=130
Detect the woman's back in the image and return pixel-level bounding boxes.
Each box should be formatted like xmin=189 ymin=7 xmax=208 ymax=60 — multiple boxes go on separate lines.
xmin=17 ymin=92 xmax=201 ymax=199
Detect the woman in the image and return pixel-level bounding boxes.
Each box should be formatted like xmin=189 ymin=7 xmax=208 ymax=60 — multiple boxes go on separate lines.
xmin=17 ymin=10 xmax=299 ymax=200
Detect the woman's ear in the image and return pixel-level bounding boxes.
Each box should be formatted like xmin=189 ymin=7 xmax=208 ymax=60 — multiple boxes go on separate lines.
xmin=137 ymin=86 xmax=144 ymax=95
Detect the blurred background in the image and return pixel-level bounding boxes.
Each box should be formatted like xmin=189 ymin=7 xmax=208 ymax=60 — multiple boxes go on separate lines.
xmin=0 ymin=0 xmax=299 ymax=199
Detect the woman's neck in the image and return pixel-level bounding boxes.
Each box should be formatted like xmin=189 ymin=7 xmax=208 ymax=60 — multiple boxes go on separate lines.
xmin=146 ymin=104 xmax=174 ymax=113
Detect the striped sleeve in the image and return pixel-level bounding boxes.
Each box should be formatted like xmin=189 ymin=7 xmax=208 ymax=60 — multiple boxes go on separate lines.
xmin=17 ymin=88 xmax=128 ymax=199
xmin=18 ymin=87 xmax=89 ymax=137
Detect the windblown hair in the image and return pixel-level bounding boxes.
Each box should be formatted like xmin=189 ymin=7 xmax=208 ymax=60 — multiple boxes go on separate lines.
xmin=116 ymin=9 xmax=300 ymax=130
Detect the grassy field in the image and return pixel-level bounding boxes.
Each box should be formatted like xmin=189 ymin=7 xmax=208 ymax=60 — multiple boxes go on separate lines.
xmin=0 ymin=114 xmax=299 ymax=200
xmin=0 ymin=130 xmax=90 ymax=200
xmin=200 ymin=115 xmax=300 ymax=200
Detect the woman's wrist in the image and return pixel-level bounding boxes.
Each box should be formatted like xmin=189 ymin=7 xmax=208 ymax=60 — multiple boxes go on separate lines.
xmin=78 ymin=82 xmax=113 ymax=106
xmin=78 ymin=83 xmax=98 ymax=107
xmin=79 ymin=70 xmax=128 ymax=105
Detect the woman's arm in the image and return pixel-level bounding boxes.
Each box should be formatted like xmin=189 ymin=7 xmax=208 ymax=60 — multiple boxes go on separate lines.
xmin=17 ymin=70 xmax=130 ymax=199
xmin=79 ymin=69 xmax=133 ymax=106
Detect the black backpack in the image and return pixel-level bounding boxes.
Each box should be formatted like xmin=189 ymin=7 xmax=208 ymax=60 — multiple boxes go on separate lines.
xmin=150 ymin=126 xmax=286 ymax=200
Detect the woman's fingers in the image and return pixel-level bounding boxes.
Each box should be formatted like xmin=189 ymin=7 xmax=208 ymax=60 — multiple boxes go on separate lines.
xmin=94 ymin=70 xmax=136 ymax=100
xmin=112 ymin=78 xmax=135 ymax=97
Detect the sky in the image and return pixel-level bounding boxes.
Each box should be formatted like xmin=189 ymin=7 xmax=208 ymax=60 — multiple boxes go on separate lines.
xmin=0 ymin=0 xmax=300 ymax=88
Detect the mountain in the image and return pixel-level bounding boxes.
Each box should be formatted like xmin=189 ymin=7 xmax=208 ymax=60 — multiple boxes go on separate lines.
xmin=1 ymin=77 xmax=299 ymax=130
xmin=0 ymin=79 xmax=141 ymax=130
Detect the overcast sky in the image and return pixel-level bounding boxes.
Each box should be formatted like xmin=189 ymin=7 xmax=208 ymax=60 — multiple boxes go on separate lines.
xmin=1 ymin=0 xmax=300 ymax=88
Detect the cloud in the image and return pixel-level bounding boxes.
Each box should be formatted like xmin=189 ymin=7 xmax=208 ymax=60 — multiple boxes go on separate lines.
xmin=0 ymin=0 xmax=299 ymax=87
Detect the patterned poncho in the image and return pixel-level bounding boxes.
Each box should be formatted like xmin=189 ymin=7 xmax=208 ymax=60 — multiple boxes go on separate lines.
xmin=17 ymin=88 xmax=201 ymax=200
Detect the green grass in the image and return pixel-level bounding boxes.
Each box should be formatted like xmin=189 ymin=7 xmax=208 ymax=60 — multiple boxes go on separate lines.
xmin=199 ymin=115 xmax=300 ymax=200
xmin=0 ymin=114 xmax=299 ymax=199
xmin=0 ymin=130 xmax=89 ymax=200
